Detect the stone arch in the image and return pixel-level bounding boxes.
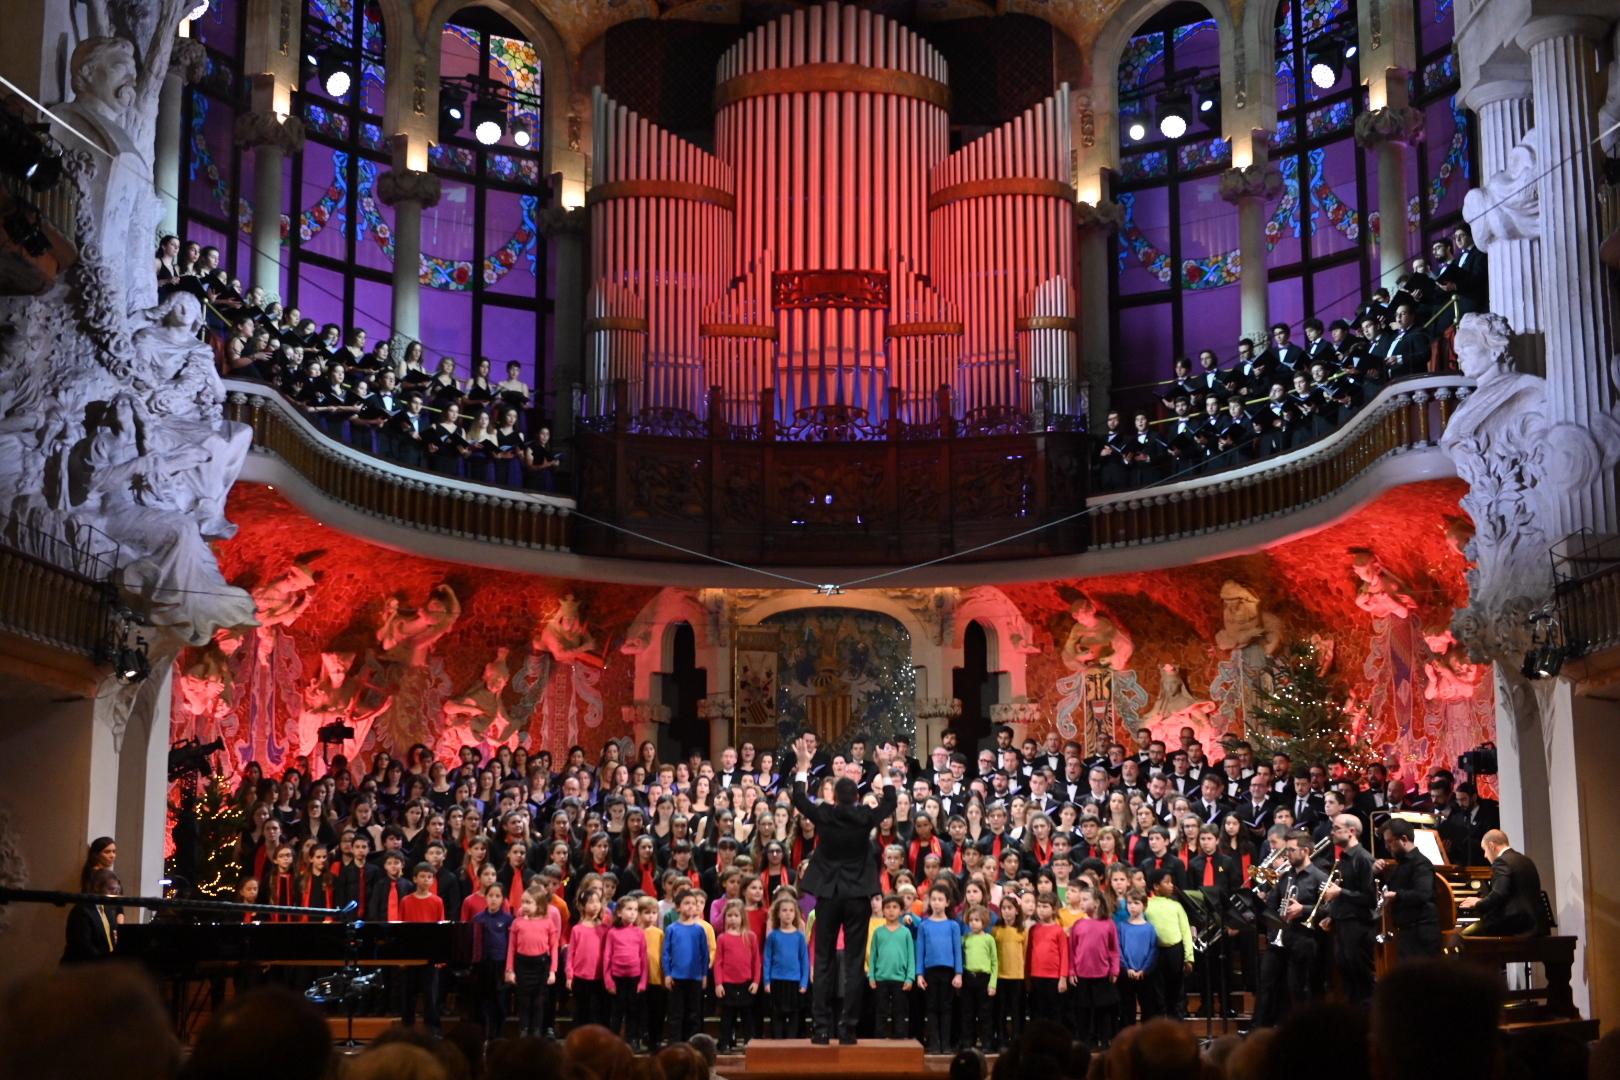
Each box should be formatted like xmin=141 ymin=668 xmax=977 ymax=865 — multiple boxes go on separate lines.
xmin=948 ymin=586 xmax=1039 ymax=700
xmin=620 ymin=587 xmax=720 ymax=700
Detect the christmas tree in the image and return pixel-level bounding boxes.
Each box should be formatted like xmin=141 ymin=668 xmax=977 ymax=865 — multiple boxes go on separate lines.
xmin=187 ymin=773 xmax=243 ymax=898
xmin=1240 ymin=640 xmax=1380 ymax=773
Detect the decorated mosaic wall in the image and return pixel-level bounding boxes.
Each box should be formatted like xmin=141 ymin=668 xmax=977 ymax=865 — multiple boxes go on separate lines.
xmin=176 ymin=480 xmax=1491 ymax=791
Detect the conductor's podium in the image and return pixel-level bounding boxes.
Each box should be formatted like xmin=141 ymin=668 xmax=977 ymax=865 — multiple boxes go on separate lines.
xmin=742 ymin=1039 xmax=928 ymax=1077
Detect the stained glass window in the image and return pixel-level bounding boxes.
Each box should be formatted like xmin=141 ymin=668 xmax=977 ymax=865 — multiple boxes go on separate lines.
xmin=176 ymin=3 xmax=251 ymax=281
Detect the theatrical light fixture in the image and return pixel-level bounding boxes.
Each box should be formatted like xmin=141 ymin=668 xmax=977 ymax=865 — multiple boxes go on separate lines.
xmin=1156 ymin=88 xmax=1192 ymax=140
xmin=1197 ymin=78 xmax=1220 ymax=121
xmin=471 ymin=97 xmax=506 ymax=146
xmin=1519 ymin=605 xmax=1568 ymax=681
xmin=512 ymin=126 xmax=531 ymax=148
xmin=1308 ymin=46 xmax=1343 ymax=90
xmin=1344 ymin=41 xmax=1358 ymax=58
xmin=316 ymin=47 xmax=352 ymax=98
xmin=438 ymin=87 xmax=466 ymax=141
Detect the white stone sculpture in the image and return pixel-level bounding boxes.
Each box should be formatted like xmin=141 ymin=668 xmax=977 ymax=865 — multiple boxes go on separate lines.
xmin=1462 ymin=129 xmax=1539 ymax=249
xmin=1349 ymin=548 xmax=1419 ymax=621
xmin=1441 ymin=312 xmax=1620 ymax=659
xmin=1061 ymin=596 xmax=1133 ymax=673
xmin=0 ymin=2 xmax=253 ymax=658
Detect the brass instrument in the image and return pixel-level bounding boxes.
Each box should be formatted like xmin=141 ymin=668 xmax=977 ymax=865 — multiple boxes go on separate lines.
xmin=1271 ymin=878 xmax=1297 ymax=948
xmin=1251 ymin=845 xmax=1288 ymax=887
xmin=1303 ymin=858 xmax=1341 ymax=930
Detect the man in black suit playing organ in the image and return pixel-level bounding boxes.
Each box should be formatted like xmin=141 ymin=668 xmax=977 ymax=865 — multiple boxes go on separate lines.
xmin=1458 ymin=829 xmax=1545 ymax=936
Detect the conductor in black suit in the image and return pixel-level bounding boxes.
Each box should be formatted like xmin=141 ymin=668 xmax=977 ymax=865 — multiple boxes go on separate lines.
xmin=1458 ymin=829 xmax=1546 ymax=936
xmin=789 ymin=734 xmax=897 ymax=1044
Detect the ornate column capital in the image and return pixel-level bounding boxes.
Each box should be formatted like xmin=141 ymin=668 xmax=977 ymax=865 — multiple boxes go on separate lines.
xmin=233 ymin=110 xmax=305 ymax=155
xmin=376 ymin=168 xmax=442 ymax=209
xmin=990 ymin=702 xmax=1043 ymax=725
xmin=622 ymin=701 xmax=672 ymax=726
xmin=1218 ymin=162 xmax=1284 ymax=205
xmin=537 ymin=205 xmax=588 ymax=238
xmin=1354 ymin=105 xmax=1426 ymax=149
xmin=1462 ymin=78 xmax=1532 ymax=113
xmin=697 ymin=693 xmax=735 ymax=720
xmin=1515 ymin=15 xmax=1611 ymax=53
xmin=917 ymin=698 xmax=963 ymax=722
xmin=1075 ymin=199 xmax=1125 ymax=232
xmin=169 ymin=36 xmax=208 ymax=83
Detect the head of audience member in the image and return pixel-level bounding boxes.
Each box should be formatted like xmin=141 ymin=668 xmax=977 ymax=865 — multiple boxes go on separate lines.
xmin=566 ymin=1024 xmax=636 ymax=1080
xmin=179 ymin=986 xmax=332 ymax=1080
xmin=0 ymin=964 xmax=180 ymax=1080
xmin=1371 ymin=959 xmax=1502 ymax=1080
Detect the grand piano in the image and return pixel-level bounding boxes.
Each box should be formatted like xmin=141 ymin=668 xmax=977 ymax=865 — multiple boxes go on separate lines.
xmin=117 ymin=919 xmax=474 ymax=1034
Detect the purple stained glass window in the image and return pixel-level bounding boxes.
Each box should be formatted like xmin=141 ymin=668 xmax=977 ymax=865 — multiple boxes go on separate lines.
xmin=429 ymin=143 xmax=477 ymax=176
xmin=1309 ymin=260 xmax=1364 ymax=329
xmin=482 ymin=189 xmax=540 ymax=297
xmin=1116 ymin=187 xmax=1173 ymax=296
xmin=1268 ymin=275 xmax=1306 ymax=340
xmin=1424 ymin=97 xmax=1470 ymax=220
xmin=1264 ymin=160 xmax=1303 ymax=269
xmin=1176 ymin=137 xmax=1231 ymax=173
xmin=1308 ymin=142 xmax=1361 ymax=259
xmin=355 ymin=161 xmax=394 ymax=274
xmin=1416 ymin=0 xmax=1455 ymax=58
xmin=295 ymin=261 xmax=348 ymax=333
xmin=1176 ymin=174 xmax=1240 ymax=291
xmin=187 ymin=91 xmax=236 ymax=218
xmin=1179 ymin=287 xmax=1242 ymax=361
xmin=420 ymin=286 xmax=475 ymax=370
xmin=296 ymin=142 xmax=349 ymax=259
xmin=190 ymin=2 xmax=239 ymax=53
xmin=1115 ymin=301 xmax=1177 ymax=386
xmin=481 ymin=305 xmax=537 ymax=386
xmin=421 ymin=179 xmax=477 ymax=268
xmin=351 ymin=277 xmax=393 ymax=344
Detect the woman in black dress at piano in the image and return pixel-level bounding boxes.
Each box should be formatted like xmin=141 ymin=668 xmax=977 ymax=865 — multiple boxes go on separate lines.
xmin=63 ymin=869 xmax=122 ymax=963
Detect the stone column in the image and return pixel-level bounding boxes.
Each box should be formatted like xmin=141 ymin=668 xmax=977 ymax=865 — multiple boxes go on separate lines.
xmin=233 ymin=100 xmax=304 ymax=300
xmin=698 ymin=693 xmax=735 ymax=757
xmin=1519 ymin=16 xmax=1618 ymax=539
xmin=1463 ymin=79 xmax=1542 ymax=363
xmin=1354 ymin=80 xmax=1425 ymax=286
xmin=376 ymin=167 xmax=442 ymax=344
xmin=156 ymin=36 xmax=207 ymax=237
xmin=1219 ymin=153 xmax=1283 ymax=342
xmin=622 ymin=701 xmax=671 ymax=756
xmin=540 ymin=205 xmax=589 ymax=438
xmin=1075 ymin=199 xmax=1124 ymax=427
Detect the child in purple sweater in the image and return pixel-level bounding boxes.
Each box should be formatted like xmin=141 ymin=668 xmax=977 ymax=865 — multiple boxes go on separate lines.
xmin=603 ymin=899 xmax=650 ymax=1048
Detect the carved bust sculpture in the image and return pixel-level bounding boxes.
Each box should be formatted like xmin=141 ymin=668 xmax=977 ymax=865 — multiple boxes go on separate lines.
xmin=1349 ymin=548 xmax=1418 ymax=620
xmin=59 ymin=37 xmax=141 ymax=158
xmin=1214 ymin=580 xmax=1283 ymax=655
xmin=1061 ymin=596 xmax=1133 ymax=673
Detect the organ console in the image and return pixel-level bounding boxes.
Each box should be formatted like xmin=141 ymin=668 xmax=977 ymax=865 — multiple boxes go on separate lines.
xmin=585 ymin=1 xmax=1080 ymax=429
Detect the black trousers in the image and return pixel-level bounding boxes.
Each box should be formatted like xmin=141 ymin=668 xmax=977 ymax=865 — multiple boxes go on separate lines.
xmin=923 ymin=966 xmax=955 ymax=1051
xmin=719 ymin=982 xmax=754 ymax=1047
xmin=770 ymin=981 xmax=805 ymax=1038
xmin=872 ymin=979 xmax=908 ymax=1038
xmin=1117 ymin=971 xmax=1157 ymax=1028
xmin=401 ymin=965 xmax=440 ymax=1030
xmin=475 ymin=959 xmax=508 ymax=1038
xmin=1028 ymin=977 xmax=1062 ymax=1023
xmin=1395 ymin=922 xmax=1441 ymax=960
xmin=512 ymin=954 xmax=550 ymax=1033
xmin=1334 ymin=919 xmax=1375 ymax=1004
xmin=573 ymin=977 xmax=607 ymax=1028
xmin=810 ymin=894 xmax=872 ymax=1038
xmin=1255 ymin=934 xmax=1315 ymax=1028
xmin=1153 ymin=945 xmax=1186 ymax=1019
xmin=609 ymin=980 xmax=644 ymax=1044
xmin=644 ymin=985 xmax=668 ymax=1047
xmin=961 ymin=971 xmax=993 ymax=1049
xmin=996 ymin=978 xmax=1023 ymax=1046
xmin=671 ymin=978 xmax=704 ymax=1040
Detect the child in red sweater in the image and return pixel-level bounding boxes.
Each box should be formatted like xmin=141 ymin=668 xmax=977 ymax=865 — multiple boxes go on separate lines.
xmin=401 ymin=863 xmax=446 ymax=1033
xmin=714 ymin=898 xmax=762 ymax=1051
xmin=603 ymin=896 xmax=650 ymax=1049
xmin=1025 ymin=895 xmax=1070 ymax=1024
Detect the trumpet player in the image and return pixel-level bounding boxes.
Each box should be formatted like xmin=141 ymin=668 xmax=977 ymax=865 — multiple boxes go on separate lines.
xmin=1318 ymin=813 xmax=1379 ymax=1004
xmin=1375 ymin=819 xmax=1441 ymax=958
xmin=1253 ymin=831 xmax=1325 ymax=1029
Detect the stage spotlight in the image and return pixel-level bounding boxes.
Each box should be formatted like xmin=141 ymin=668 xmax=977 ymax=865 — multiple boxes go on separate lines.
xmin=316 ymin=48 xmax=352 ymax=98
xmin=512 ymin=126 xmax=531 ymax=148
xmin=1197 ymin=78 xmax=1220 ymax=124
xmin=1157 ymin=89 xmax=1192 ymax=140
xmin=23 ymin=144 xmax=63 ymax=191
xmin=439 ymin=87 xmax=466 ymax=140
xmin=1344 ymin=41 xmax=1358 ymax=59
xmin=1308 ymin=47 xmax=1343 ymax=90
xmin=1126 ymin=115 xmax=1148 ymax=142
xmin=471 ymin=97 xmax=506 ymax=146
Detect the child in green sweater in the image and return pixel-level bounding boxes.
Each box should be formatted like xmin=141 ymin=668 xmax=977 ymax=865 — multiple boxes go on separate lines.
xmin=960 ymin=904 xmax=1000 ymax=1051
xmin=867 ymin=894 xmax=916 ymax=1038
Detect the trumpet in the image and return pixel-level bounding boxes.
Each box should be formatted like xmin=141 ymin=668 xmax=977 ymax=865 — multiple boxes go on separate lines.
xmin=1251 ymin=845 xmax=1289 ymax=887
xmin=1303 ymin=858 xmax=1341 ymax=930
xmin=1271 ymin=879 xmax=1297 ymax=948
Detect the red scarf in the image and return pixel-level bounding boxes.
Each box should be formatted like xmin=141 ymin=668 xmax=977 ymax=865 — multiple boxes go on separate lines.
xmin=909 ymin=834 xmax=942 ymax=871
xmin=879 ymin=869 xmax=895 ymax=894
xmin=1179 ymin=848 xmax=1192 ymax=870
xmin=640 ymin=862 xmax=659 ymax=896
xmin=1031 ymin=839 xmax=1053 ymax=867
xmin=765 ymin=866 xmax=791 ymax=893
xmin=791 ymin=835 xmax=816 ymax=868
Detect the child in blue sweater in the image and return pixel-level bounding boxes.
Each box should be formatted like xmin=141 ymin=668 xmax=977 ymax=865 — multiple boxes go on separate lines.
xmin=1117 ymin=888 xmax=1160 ymax=1026
xmin=762 ymin=893 xmax=810 ymax=1038
xmin=662 ymin=889 xmax=712 ymax=1040
xmin=914 ymin=882 xmax=963 ymax=1054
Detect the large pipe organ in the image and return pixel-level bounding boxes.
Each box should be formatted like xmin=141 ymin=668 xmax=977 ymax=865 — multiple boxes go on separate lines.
xmin=584 ymin=1 xmax=1080 ymax=433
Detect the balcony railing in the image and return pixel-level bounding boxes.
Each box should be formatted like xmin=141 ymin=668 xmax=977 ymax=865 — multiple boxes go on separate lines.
xmin=1087 ymin=374 xmax=1471 ymax=548
xmin=0 ymin=523 xmax=117 ymax=659
xmin=224 ymin=383 xmax=575 ymax=552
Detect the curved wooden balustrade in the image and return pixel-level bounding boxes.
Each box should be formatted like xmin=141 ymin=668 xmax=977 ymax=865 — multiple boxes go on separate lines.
xmin=224 ymin=383 xmax=575 ymax=552
xmin=0 ymin=544 xmax=114 ymax=658
xmin=1087 ymin=375 xmax=1472 ymax=548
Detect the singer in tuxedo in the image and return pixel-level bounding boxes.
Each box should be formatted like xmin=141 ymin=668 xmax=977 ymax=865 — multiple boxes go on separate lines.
xmin=789 ymin=736 xmax=897 ymax=1044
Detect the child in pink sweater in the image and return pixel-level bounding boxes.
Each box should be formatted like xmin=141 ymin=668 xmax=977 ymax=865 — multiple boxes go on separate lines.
xmin=505 ymin=890 xmax=560 ymax=1037
xmin=567 ymin=889 xmax=609 ymax=1028
xmin=603 ymin=899 xmax=650 ymax=1048
xmin=713 ymin=898 xmax=762 ymax=1051
xmin=1066 ymin=886 xmax=1121 ymax=1049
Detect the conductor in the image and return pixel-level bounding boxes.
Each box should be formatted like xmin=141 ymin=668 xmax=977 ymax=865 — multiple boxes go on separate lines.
xmin=790 ymin=733 xmax=897 ymax=1045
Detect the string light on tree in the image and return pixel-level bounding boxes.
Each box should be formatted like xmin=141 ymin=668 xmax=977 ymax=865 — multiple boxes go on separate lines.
xmin=1236 ymin=639 xmax=1380 ymax=775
